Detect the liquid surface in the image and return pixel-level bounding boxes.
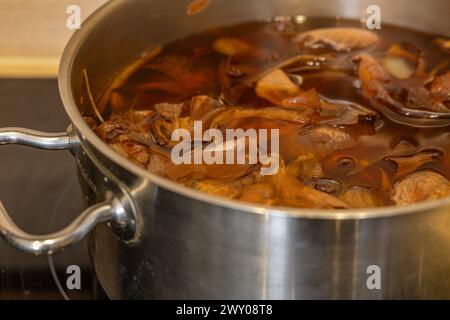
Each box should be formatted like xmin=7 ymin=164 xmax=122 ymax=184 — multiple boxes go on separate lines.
xmin=83 ymin=18 xmax=450 ymax=209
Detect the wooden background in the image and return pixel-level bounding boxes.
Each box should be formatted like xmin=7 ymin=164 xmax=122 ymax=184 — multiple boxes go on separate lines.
xmin=0 ymin=0 xmax=107 ymax=78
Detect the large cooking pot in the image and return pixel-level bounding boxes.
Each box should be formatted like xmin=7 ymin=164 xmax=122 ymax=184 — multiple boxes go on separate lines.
xmin=1 ymin=0 xmax=450 ymax=299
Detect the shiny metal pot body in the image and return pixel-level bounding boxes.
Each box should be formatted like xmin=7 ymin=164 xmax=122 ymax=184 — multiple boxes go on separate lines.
xmin=1 ymin=0 xmax=450 ymax=299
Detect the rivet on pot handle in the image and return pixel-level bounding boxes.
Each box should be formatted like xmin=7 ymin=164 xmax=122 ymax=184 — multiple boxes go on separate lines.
xmin=0 ymin=127 xmax=123 ymax=255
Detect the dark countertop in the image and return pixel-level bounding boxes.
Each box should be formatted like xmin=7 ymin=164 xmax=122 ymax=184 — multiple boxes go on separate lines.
xmin=0 ymin=79 xmax=95 ymax=299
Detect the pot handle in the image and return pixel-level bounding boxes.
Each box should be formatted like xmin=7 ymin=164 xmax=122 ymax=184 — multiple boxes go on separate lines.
xmin=0 ymin=127 xmax=114 ymax=255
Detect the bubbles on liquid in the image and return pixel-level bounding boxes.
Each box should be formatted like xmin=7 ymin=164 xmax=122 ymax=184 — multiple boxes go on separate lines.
xmin=337 ymin=157 xmax=356 ymax=170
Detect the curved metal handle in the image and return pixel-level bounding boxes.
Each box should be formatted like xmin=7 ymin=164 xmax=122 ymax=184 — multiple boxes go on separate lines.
xmin=0 ymin=127 xmax=75 ymax=150
xmin=0 ymin=201 xmax=112 ymax=255
xmin=0 ymin=127 xmax=114 ymax=254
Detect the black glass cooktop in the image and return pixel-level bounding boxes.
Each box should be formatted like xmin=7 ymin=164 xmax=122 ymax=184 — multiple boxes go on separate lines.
xmin=0 ymin=79 xmax=98 ymax=299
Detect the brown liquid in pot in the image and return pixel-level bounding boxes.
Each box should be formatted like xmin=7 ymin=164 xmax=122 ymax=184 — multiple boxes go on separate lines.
xmin=83 ymin=18 xmax=450 ymax=209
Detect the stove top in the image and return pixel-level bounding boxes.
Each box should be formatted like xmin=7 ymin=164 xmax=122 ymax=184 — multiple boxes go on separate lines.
xmin=0 ymin=79 xmax=99 ymax=299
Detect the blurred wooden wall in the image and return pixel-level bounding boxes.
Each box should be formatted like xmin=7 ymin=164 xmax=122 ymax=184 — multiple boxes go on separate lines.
xmin=0 ymin=0 xmax=107 ymax=78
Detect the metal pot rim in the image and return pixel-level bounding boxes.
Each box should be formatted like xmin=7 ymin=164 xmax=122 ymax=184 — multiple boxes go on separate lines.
xmin=58 ymin=0 xmax=450 ymax=221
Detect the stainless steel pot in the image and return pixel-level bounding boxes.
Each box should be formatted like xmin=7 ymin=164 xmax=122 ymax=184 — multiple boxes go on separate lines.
xmin=1 ymin=0 xmax=450 ymax=299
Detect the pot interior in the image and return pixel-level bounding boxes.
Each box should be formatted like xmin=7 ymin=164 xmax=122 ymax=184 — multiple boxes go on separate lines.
xmin=59 ymin=0 xmax=450 ymax=217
